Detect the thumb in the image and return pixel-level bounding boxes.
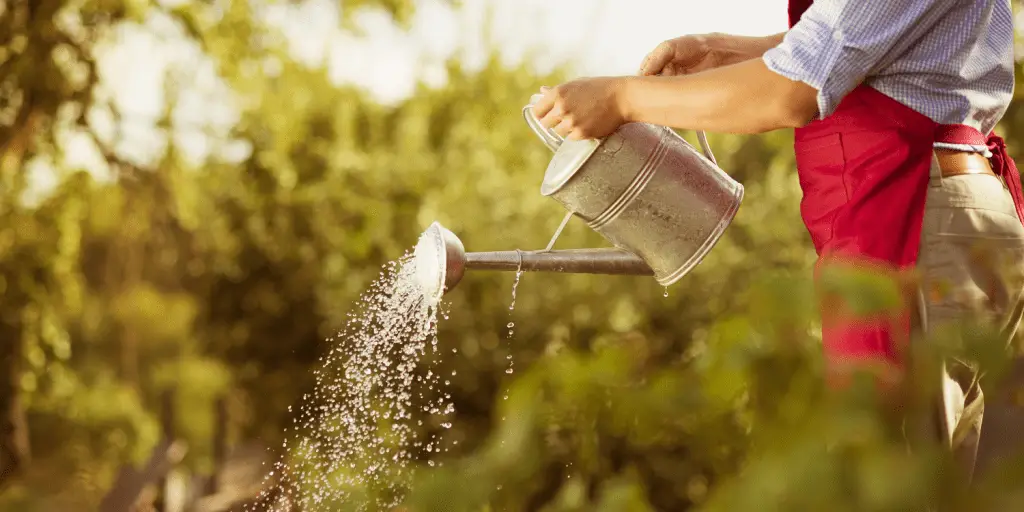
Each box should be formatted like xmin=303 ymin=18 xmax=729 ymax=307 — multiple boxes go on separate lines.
xmin=640 ymin=37 xmax=709 ymax=76
xmin=638 ymin=42 xmax=674 ymax=76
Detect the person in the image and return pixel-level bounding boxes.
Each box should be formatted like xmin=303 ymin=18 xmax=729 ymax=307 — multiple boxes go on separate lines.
xmin=530 ymin=0 xmax=1024 ymax=482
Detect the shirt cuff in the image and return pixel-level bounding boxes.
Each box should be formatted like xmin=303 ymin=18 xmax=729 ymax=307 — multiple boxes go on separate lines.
xmin=762 ymin=22 xmax=851 ymax=119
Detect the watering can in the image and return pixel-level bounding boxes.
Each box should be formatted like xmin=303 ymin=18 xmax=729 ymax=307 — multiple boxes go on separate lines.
xmin=413 ymin=94 xmax=744 ymax=302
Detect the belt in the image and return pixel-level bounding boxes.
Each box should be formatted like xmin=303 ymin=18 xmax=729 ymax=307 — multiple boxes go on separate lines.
xmin=934 ymin=148 xmax=995 ymax=178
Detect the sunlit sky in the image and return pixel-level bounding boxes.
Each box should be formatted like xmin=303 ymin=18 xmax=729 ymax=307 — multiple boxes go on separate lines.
xmin=272 ymin=0 xmax=789 ymax=103
xmin=39 ymin=0 xmax=786 ymax=198
xmin=108 ymin=0 xmax=787 ymax=110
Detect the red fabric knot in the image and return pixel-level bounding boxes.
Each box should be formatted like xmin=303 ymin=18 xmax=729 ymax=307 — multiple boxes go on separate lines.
xmin=988 ymin=134 xmax=1007 ymax=171
xmin=986 ymin=133 xmax=1024 ymax=225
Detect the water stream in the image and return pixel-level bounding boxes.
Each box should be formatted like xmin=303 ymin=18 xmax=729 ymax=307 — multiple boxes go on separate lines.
xmin=497 ymin=265 xmax=524 ymax=473
xmin=500 ymin=267 xmax=525 ymax=416
xmin=504 ymin=268 xmax=524 ymax=379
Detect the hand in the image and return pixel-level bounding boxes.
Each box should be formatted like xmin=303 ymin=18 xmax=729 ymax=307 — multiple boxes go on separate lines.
xmin=639 ymin=33 xmax=787 ymax=77
xmin=638 ymin=34 xmax=721 ymax=77
xmin=530 ymin=77 xmax=630 ymax=141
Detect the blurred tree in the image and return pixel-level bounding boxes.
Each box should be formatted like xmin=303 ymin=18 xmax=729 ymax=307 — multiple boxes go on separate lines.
xmin=0 ymin=0 xmax=457 ymax=505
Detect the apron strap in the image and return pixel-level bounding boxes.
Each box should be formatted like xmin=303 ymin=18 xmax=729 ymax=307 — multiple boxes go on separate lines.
xmin=788 ymin=0 xmax=814 ymax=27
xmin=985 ymin=134 xmax=1024 ymax=225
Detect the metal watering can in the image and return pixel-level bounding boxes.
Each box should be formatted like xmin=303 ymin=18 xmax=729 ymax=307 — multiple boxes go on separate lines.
xmin=413 ymin=94 xmax=744 ymax=303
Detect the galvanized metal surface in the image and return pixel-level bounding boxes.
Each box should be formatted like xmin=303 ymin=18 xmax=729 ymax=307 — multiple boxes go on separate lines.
xmin=524 ymin=94 xmax=603 ymax=194
xmin=415 ymin=222 xmax=467 ymax=302
xmin=414 ymin=223 xmax=653 ymax=299
xmin=465 ymin=248 xmax=654 ymax=275
xmin=523 ymin=97 xmax=743 ymax=287
xmin=413 ymin=98 xmax=743 ymax=299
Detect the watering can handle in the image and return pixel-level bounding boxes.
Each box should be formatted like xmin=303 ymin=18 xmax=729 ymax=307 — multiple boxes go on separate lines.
xmin=523 ymin=94 xmax=718 ymax=165
xmin=695 ymin=130 xmax=717 ymax=166
xmin=522 ymin=101 xmax=563 ymax=153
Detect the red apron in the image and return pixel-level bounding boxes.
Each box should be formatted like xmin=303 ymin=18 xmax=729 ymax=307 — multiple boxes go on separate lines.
xmin=788 ymin=1 xmax=1024 ymax=374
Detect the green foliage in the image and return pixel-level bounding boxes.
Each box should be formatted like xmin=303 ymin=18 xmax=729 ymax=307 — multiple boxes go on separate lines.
xmin=3 ymin=0 xmax=1024 ymax=510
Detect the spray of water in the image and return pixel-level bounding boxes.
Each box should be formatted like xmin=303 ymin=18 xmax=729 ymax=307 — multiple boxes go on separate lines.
xmin=246 ymin=222 xmax=542 ymax=510
xmin=248 ymin=253 xmax=454 ymax=511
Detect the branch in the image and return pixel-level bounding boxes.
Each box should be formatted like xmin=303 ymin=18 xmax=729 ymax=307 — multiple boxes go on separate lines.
xmin=0 ymin=90 xmax=40 ymax=190
xmin=98 ymin=439 xmax=188 ymax=512
xmin=81 ymin=118 xmax=144 ymax=182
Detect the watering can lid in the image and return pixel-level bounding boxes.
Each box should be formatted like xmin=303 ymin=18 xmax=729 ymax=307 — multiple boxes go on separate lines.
xmin=539 ymin=137 xmax=602 ymax=196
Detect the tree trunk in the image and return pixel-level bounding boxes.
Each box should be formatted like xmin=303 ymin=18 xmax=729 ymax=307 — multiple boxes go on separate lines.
xmin=0 ymin=327 xmax=31 ymax=488
xmin=0 ymin=94 xmax=39 ymax=489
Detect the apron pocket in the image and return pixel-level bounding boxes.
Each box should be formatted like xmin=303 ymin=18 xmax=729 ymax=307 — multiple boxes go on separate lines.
xmin=795 ymin=133 xmax=847 ymax=251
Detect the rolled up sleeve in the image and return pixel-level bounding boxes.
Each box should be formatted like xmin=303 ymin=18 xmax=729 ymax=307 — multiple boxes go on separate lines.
xmin=763 ymin=0 xmax=960 ymax=119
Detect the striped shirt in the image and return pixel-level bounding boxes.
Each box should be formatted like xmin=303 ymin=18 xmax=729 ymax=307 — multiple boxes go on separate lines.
xmin=763 ymin=0 xmax=1015 ymax=154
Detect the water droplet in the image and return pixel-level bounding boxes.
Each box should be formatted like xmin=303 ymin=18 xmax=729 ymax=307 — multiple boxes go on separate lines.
xmin=664 ymin=287 xmax=669 ymax=298
xmin=505 ymin=368 xmax=513 ymax=374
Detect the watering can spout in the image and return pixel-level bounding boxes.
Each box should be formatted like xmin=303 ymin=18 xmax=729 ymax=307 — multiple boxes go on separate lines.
xmin=412 ymin=222 xmax=653 ymax=302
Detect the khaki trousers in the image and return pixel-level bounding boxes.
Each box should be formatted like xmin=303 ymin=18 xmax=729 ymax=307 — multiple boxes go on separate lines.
xmin=916 ymin=151 xmax=1024 ymax=481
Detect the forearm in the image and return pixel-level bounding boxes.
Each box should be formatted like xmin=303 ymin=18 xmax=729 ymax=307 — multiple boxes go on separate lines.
xmin=707 ymin=31 xmax=787 ymax=66
xmin=619 ymin=57 xmax=818 ymax=134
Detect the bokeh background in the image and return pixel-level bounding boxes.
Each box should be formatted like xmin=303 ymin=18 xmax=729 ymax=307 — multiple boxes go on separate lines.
xmin=4 ymin=1 xmax=1024 ymax=511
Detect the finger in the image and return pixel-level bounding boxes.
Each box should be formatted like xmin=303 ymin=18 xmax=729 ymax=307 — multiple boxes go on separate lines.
xmin=636 ymin=53 xmax=653 ymax=75
xmin=638 ymin=42 xmax=674 ymax=76
xmin=538 ymin=103 xmax=565 ymax=129
xmin=564 ymin=129 xmax=586 ymax=141
xmin=551 ymin=118 xmax=574 ymax=138
xmin=531 ymin=88 xmax=557 ymax=119
xmin=660 ymin=58 xmax=697 ymax=77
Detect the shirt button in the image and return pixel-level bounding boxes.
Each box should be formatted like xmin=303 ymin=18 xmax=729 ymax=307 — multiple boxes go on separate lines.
xmin=835 ymin=29 xmax=844 ymax=40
